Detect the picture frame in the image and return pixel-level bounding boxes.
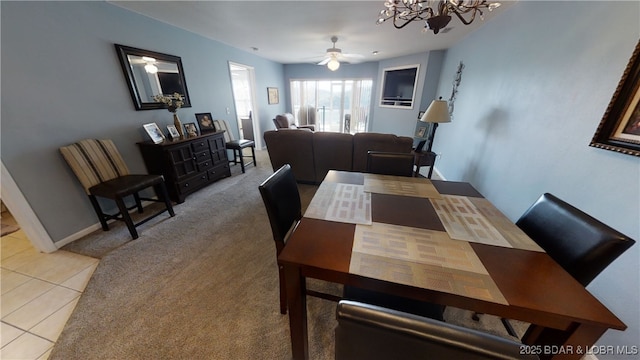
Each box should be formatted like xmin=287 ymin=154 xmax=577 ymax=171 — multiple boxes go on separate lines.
xmin=267 ymin=87 xmax=279 ymax=104
xmin=195 ymin=112 xmax=216 ymax=134
xmin=416 ymin=126 xmax=427 ymax=138
xmin=143 ymin=123 xmax=165 ymax=144
xmin=418 ymin=110 xmax=425 ymax=120
xmin=184 ymin=122 xmax=199 ymax=137
xmin=590 ymin=41 xmax=640 ymax=157
xmin=167 ymin=124 xmax=180 ymax=139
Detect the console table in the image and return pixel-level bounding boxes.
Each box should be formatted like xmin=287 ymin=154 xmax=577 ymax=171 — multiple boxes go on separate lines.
xmin=413 ymin=150 xmax=437 ymax=178
xmin=137 ymin=131 xmax=231 ymax=203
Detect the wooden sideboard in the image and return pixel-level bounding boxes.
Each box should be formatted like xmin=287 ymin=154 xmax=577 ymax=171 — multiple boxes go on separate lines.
xmin=137 ymin=131 xmax=231 ymax=203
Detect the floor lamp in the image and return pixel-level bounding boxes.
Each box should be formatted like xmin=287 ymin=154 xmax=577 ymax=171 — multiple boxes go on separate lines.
xmin=419 ymin=97 xmax=451 ymax=152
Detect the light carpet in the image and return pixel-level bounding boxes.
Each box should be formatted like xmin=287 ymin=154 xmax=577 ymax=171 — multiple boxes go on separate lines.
xmin=53 ymin=149 xmax=526 ymax=360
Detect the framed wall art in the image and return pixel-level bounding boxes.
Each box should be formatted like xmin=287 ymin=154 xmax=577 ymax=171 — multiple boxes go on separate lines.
xmin=267 ymin=87 xmax=279 ymax=104
xmin=590 ymin=41 xmax=640 ymax=157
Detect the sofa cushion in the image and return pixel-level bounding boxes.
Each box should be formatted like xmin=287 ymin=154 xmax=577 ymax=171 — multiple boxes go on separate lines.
xmin=313 ymin=132 xmax=354 ymax=183
xmin=264 ymin=130 xmax=316 ymax=183
xmin=352 ymin=133 xmax=414 ymax=172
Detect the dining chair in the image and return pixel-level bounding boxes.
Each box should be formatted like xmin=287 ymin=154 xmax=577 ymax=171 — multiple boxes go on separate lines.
xmin=259 ymin=164 xmax=341 ymax=314
xmin=366 ymin=151 xmax=415 ymax=177
xmin=212 ymin=119 xmax=256 ymax=173
xmin=474 ymin=192 xmax=636 ymax=337
xmin=335 ymin=301 xmax=539 ymax=360
xmin=60 ymin=139 xmax=175 ymax=239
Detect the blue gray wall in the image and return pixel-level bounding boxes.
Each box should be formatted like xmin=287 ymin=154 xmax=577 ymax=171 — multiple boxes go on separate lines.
xmin=1 ymin=1 xmax=286 ymax=241
xmin=432 ymin=1 xmax=639 ymax=352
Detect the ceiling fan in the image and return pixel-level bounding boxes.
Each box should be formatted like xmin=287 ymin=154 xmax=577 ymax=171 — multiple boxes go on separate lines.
xmin=316 ymin=36 xmax=363 ymax=71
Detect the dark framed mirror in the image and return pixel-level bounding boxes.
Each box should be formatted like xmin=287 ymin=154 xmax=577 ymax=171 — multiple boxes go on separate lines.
xmin=115 ymin=44 xmax=191 ymax=111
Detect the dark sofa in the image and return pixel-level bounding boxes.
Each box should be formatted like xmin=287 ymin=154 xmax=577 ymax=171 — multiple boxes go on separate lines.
xmin=263 ymin=129 xmax=413 ymax=183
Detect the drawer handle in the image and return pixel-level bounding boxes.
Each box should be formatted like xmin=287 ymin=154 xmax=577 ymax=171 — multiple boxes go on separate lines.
xmin=199 ymin=142 xmax=205 ymax=146
xmin=184 ymin=183 xmax=189 ymax=187
xmin=204 ymin=162 xmax=209 ymax=166
xmin=201 ymin=175 xmax=206 ymax=179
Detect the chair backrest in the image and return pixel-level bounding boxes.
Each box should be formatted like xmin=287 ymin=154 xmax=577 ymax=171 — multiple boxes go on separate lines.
xmin=516 ymin=193 xmax=635 ymax=286
xmin=273 ymin=113 xmax=296 ymax=129
xmin=60 ymin=139 xmax=130 ymax=194
xmin=258 ymin=164 xmax=302 ymax=254
xmin=366 ymin=151 xmax=415 ymax=177
xmin=335 ymin=300 xmax=538 ymax=360
xmin=212 ymin=119 xmax=235 ymax=142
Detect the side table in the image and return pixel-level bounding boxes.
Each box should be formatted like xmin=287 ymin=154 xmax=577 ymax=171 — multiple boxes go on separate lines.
xmin=413 ymin=150 xmax=437 ymax=178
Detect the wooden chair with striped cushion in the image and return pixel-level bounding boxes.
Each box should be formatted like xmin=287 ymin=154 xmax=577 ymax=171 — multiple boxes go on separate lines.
xmin=60 ymin=139 xmax=175 ymax=239
xmin=213 ymin=119 xmax=256 ymax=173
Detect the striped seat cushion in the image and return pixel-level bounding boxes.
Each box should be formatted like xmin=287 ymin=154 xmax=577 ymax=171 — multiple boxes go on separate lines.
xmin=60 ymin=139 xmax=130 ymax=194
xmin=213 ymin=119 xmax=232 ymax=143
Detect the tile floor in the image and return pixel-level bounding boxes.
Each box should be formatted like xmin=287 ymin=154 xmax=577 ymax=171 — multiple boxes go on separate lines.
xmin=1 ymin=212 xmax=98 ymax=360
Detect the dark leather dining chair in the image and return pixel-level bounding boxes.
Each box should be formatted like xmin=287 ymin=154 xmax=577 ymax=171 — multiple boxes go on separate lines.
xmin=366 ymin=151 xmax=415 ymax=177
xmin=336 ymin=300 xmax=539 ymax=360
xmin=213 ymin=119 xmax=256 ymax=173
xmin=475 ymin=192 xmax=636 ymax=337
xmin=259 ymin=164 xmax=340 ymax=314
xmin=60 ymin=139 xmax=175 ymax=239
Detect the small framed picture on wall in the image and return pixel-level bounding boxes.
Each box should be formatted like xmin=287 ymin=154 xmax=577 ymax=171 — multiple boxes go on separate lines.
xmin=267 ymin=87 xmax=279 ymax=104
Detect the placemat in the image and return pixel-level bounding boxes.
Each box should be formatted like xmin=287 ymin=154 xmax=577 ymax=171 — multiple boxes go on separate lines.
xmin=304 ymin=182 xmax=372 ymax=225
xmin=468 ymin=197 xmax=544 ymax=252
xmin=363 ymin=174 xmax=442 ymax=199
xmin=350 ymin=222 xmax=507 ymax=304
xmin=430 ymin=195 xmax=513 ymax=248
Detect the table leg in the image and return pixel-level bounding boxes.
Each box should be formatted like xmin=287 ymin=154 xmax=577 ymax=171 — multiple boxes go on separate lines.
xmin=284 ymin=264 xmax=308 ymax=360
xmin=523 ymin=323 xmax=607 ymax=360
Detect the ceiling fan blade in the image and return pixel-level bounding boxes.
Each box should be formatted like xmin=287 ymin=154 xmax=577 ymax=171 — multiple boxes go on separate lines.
xmin=317 ymin=58 xmax=331 ymax=66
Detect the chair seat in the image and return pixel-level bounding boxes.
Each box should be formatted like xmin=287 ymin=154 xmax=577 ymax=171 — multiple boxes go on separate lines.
xmin=226 ymin=139 xmax=255 ymax=150
xmin=89 ymin=174 xmax=164 ymax=198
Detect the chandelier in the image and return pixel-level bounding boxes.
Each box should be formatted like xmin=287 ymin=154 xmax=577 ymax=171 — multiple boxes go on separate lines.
xmin=377 ymin=0 xmax=501 ymax=34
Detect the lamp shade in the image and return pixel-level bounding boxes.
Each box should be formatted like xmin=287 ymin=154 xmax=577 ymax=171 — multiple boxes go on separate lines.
xmin=420 ymin=99 xmax=450 ymax=123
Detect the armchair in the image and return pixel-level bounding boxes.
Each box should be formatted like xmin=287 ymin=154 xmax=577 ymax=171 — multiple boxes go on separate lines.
xmin=273 ymin=113 xmax=315 ymax=131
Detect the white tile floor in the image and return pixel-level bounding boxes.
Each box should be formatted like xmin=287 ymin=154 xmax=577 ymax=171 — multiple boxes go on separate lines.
xmin=1 ymin=212 xmax=98 ymax=360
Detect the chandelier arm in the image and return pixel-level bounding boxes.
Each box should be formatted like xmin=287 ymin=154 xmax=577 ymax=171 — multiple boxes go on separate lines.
xmin=451 ymin=8 xmax=481 ymax=25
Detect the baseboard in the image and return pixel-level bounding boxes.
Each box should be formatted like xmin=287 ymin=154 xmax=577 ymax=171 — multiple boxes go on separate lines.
xmin=54 ymin=199 xmax=158 ymax=249
xmin=433 ymin=167 xmax=445 ymax=180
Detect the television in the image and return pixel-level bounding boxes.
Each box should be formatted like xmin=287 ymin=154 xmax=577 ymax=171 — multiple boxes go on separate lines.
xmin=380 ymin=64 xmax=420 ymax=108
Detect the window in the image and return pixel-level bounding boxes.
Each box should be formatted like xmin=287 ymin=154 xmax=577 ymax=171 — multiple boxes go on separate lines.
xmin=379 ymin=64 xmax=420 ymax=109
xmin=290 ymin=79 xmax=373 ymax=133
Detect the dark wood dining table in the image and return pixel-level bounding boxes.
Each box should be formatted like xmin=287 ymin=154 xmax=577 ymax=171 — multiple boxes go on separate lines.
xmin=278 ymin=171 xmax=626 ymax=360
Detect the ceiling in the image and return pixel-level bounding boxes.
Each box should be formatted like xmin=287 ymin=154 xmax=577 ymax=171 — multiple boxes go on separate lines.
xmin=110 ymin=1 xmax=515 ymax=65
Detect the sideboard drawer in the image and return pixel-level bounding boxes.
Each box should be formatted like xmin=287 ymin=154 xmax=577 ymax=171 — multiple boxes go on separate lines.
xmin=191 ymin=140 xmax=209 ymax=152
xmin=177 ymin=172 xmax=209 ymax=195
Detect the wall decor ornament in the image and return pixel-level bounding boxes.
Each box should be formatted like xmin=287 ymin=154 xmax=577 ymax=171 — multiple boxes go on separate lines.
xmin=590 ymin=40 xmax=640 ymax=157
xmin=448 ymin=61 xmax=465 ymax=119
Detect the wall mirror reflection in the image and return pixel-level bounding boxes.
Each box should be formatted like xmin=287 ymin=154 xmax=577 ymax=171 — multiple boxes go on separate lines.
xmin=379 ymin=64 xmax=420 ymax=109
xmin=115 ymin=44 xmax=191 ymax=110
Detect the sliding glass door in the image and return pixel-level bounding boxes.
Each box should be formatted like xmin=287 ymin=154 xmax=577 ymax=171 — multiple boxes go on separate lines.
xmin=290 ymin=79 xmax=372 ymax=133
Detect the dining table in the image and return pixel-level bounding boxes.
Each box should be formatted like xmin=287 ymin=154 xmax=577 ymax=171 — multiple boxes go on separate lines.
xmin=277 ymin=170 xmax=626 ymax=360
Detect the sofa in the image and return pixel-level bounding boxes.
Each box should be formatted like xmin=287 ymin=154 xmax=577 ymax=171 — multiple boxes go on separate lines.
xmin=263 ymin=129 xmax=413 ymax=183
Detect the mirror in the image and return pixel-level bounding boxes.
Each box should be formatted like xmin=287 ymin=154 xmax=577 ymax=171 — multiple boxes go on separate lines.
xmin=380 ymin=64 xmax=420 ymax=109
xmin=115 ymin=44 xmax=191 ymax=111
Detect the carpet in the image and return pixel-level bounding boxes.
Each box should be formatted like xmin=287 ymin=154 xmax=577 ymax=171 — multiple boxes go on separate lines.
xmin=1 ymin=223 xmax=20 ymax=237
xmin=52 ymin=150 xmax=526 ymax=359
